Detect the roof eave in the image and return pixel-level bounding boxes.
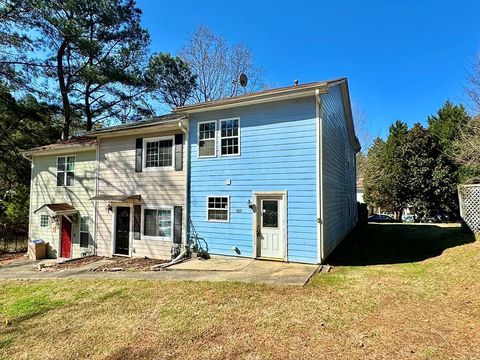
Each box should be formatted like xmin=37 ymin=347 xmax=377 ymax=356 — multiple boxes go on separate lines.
xmin=86 ymin=116 xmax=188 ymax=138
xmin=175 ymin=84 xmax=329 ymax=114
xmin=21 ymin=142 xmax=97 ymax=158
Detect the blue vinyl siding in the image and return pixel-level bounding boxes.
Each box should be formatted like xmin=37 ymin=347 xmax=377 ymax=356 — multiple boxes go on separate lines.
xmin=188 ymin=97 xmax=318 ymax=263
xmin=321 ymin=84 xmax=357 ymax=259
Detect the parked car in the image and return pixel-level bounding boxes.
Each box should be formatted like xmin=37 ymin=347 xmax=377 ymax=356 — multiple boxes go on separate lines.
xmin=368 ymin=214 xmax=399 ymax=223
xmin=402 ymin=214 xmax=417 ymax=223
xmin=419 ymin=210 xmax=453 ymax=223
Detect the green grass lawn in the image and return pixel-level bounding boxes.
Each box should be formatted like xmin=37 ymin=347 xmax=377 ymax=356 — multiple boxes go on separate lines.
xmin=1 ymin=224 xmax=479 ymax=360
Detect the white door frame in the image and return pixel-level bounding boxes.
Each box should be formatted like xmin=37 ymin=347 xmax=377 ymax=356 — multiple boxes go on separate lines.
xmin=252 ymin=191 xmax=288 ymax=261
xmin=111 ymin=203 xmax=133 ymax=257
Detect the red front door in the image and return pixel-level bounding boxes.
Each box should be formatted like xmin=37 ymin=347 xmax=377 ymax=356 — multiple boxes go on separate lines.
xmin=61 ymin=216 xmax=72 ymax=258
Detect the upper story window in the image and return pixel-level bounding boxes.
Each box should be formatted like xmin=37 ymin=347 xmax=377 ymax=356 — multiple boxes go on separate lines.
xmin=198 ymin=121 xmax=216 ymax=158
xmin=220 ymin=118 xmax=240 ymax=156
xmin=143 ymin=136 xmax=173 ymax=169
xmin=57 ymin=156 xmax=75 ymax=187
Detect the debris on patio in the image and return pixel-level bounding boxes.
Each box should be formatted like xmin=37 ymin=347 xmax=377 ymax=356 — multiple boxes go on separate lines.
xmin=52 ymin=256 xmax=105 ymax=270
xmin=94 ymin=257 xmax=168 ymax=272
xmin=0 ymin=252 xmax=27 ymax=266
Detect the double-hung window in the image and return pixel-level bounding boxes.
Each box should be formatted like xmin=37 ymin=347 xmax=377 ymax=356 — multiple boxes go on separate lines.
xmin=80 ymin=216 xmax=90 ymax=247
xmin=143 ymin=208 xmax=172 ymax=239
xmin=207 ymin=196 xmax=230 ymax=222
xmin=57 ymin=156 xmax=75 ymax=186
xmin=220 ymin=119 xmax=240 ymax=156
xmin=144 ymin=137 xmax=174 ymax=169
xmin=198 ymin=121 xmax=216 ymax=157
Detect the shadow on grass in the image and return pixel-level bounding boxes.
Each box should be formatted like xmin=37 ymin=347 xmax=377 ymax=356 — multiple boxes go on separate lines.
xmin=327 ymin=224 xmax=475 ymax=266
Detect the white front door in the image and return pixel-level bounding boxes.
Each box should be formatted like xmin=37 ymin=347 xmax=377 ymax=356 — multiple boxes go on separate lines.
xmin=256 ymin=195 xmax=284 ymax=259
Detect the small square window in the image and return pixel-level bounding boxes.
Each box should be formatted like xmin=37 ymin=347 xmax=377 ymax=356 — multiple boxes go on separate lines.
xmin=207 ymin=196 xmax=229 ymax=222
xmin=40 ymin=215 xmax=49 ymax=227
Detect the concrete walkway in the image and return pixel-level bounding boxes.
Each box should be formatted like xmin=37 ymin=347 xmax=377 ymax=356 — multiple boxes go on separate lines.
xmin=0 ymin=256 xmax=319 ymax=286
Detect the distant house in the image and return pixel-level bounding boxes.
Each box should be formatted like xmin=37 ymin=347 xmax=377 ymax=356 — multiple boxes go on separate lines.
xmin=23 ymin=77 xmax=360 ymax=264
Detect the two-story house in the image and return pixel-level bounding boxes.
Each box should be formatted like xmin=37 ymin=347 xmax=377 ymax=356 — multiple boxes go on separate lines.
xmin=23 ymin=77 xmax=359 ymax=264
xmin=179 ymin=78 xmax=359 ymax=264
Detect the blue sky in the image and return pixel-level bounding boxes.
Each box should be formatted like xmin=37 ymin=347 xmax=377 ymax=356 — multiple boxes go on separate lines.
xmin=137 ymin=0 xmax=480 ymax=143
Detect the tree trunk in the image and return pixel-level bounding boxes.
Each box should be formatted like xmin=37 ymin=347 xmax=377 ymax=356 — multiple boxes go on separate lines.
xmin=85 ymin=82 xmax=92 ymax=131
xmin=57 ymin=41 xmax=71 ymax=140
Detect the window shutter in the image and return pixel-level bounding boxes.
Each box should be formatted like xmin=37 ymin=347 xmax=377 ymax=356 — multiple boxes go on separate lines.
xmin=173 ymin=206 xmax=182 ymax=244
xmin=174 ymin=134 xmax=183 ymax=171
xmin=133 ymin=205 xmax=141 ymax=240
xmin=135 ymin=138 xmax=143 ymax=172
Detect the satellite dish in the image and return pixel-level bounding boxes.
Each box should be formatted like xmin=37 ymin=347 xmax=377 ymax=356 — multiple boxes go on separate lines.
xmin=239 ymin=73 xmax=248 ymax=88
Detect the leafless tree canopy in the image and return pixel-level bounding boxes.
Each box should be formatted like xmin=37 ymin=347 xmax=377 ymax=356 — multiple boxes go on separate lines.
xmin=352 ymin=103 xmax=372 ymax=150
xmin=453 ymin=115 xmax=480 ymax=168
xmin=466 ymin=54 xmax=480 ymax=115
xmin=179 ymin=26 xmax=264 ymax=103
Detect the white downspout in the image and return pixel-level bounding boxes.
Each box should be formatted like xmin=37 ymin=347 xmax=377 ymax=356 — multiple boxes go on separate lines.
xmin=315 ymin=89 xmax=324 ymax=263
xmin=93 ymin=138 xmax=100 ymax=256
xmin=178 ymin=120 xmax=189 ymax=251
xmin=22 ymin=153 xmax=34 ymax=242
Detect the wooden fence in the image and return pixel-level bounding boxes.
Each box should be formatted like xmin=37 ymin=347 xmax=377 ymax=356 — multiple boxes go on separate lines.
xmin=458 ymin=184 xmax=480 ymax=234
xmin=0 ymin=232 xmax=28 ymax=253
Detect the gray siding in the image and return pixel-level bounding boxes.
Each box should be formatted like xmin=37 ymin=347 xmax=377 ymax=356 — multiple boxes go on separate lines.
xmin=321 ymin=84 xmax=357 ymax=259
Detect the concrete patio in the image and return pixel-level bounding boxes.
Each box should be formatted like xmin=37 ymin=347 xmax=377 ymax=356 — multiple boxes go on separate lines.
xmin=0 ymin=255 xmax=320 ymax=286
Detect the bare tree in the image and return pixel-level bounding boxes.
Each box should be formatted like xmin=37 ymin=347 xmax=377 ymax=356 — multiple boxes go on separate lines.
xmin=466 ymin=54 xmax=480 ymax=115
xmin=452 ymin=115 xmax=480 ymax=181
xmin=179 ymin=26 xmax=264 ymax=103
xmin=352 ymin=103 xmax=372 ymax=150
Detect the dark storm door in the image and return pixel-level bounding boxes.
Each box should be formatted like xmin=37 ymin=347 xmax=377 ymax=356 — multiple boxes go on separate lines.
xmin=115 ymin=207 xmax=130 ymax=255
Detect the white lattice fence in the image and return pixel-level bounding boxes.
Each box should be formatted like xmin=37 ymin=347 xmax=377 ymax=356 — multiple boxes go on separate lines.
xmin=458 ymin=184 xmax=480 ymax=233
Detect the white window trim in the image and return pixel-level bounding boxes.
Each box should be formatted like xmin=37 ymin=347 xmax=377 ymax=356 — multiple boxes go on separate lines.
xmin=39 ymin=214 xmax=49 ymax=228
xmin=142 ymin=136 xmax=175 ymax=171
xmin=141 ymin=206 xmax=174 ymax=241
xmin=197 ymin=120 xmax=217 ymax=159
xmin=219 ymin=117 xmax=241 ymax=157
xmin=206 ymin=195 xmax=230 ymax=223
xmin=80 ymin=216 xmax=90 ymax=247
xmin=56 ymin=155 xmax=76 ymax=187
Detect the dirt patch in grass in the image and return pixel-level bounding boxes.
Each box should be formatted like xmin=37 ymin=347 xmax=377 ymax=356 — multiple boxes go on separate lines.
xmin=94 ymin=257 xmax=168 ymax=272
xmin=51 ymin=256 xmax=104 ymax=270
xmin=0 ymin=253 xmax=27 ymax=266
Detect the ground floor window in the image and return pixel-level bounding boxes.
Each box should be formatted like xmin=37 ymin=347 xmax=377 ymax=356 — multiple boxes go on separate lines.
xmin=207 ymin=196 xmax=230 ymax=222
xmin=143 ymin=208 xmax=172 ymax=239
xmin=80 ymin=216 xmax=90 ymax=247
xmin=40 ymin=214 xmax=49 ymax=227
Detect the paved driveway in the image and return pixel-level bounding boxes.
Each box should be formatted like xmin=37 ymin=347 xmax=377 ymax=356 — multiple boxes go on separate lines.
xmin=0 ymin=256 xmax=319 ymax=286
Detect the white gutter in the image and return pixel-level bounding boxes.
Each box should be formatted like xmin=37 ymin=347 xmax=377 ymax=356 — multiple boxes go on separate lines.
xmin=315 ymin=89 xmax=325 ymax=263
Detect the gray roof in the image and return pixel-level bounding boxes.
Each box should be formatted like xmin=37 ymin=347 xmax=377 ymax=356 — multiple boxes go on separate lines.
xmin=87 ymin=113 xmax=187 ymax=136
